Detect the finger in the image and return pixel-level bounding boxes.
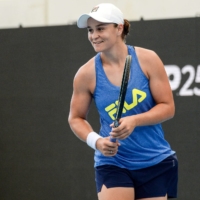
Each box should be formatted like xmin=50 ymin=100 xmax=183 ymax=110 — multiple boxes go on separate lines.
xmin=111 ymin=130 xmax=130 ymax=140
xmin=110 ymin=128 xmax=125 ymax=138
xmin=107 ymin=145 xmax=118 ymax=152
xmin=106 ymin=149 xmax=117 ymax=156
xmin=117 ymin=131 xmax=130 ymax=140
xmin=116 ymin=140 xmax=121 ymax=146
xmin=111 ymin=124 xmax=126 ymax=133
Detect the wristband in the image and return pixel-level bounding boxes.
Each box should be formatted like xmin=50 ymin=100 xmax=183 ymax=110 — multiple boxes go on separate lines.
xmin=86 ymin=132 xmax=102 ymax=150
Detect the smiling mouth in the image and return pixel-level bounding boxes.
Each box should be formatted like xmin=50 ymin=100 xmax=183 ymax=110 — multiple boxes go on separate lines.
xmin=93 ymin=41 xmax=103 ymax=45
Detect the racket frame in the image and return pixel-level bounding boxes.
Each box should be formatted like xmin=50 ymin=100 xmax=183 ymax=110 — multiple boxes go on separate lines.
xmin=110 ymin=55 xmax=132 ymax=142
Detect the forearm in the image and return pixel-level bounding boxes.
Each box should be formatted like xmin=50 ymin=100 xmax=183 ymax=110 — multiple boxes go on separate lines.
xmin=68 ymin=117 xmax=94 ymax=142
xmin=134 ymin=103 xmax=175 ymax=127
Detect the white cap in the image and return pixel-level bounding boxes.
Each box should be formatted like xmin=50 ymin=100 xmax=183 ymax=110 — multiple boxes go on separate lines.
xmin=77 ymin=3 xmax=124 ymax=28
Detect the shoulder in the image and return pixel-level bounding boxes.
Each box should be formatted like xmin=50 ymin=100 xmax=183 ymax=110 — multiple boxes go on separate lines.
xmin=75 ymin=57 xmax=95 ymax=78
xmin=73 ymin=56 xmax=96 ymax=93
xmin=134 ymin=47 xmax=164 ymax=79
xmin=134 ymin=46 xmax=160 ymax=62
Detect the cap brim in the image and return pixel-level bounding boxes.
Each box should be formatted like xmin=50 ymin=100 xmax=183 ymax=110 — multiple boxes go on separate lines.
xmin=77 ymin=13 xmax=113 ymax=28
xmin=77 ymin=14 xmax=90 ymax=28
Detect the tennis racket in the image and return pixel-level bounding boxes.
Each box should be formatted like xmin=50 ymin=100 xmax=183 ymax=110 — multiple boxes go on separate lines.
xmin=110 ymin=55 xmax=132 ymax=142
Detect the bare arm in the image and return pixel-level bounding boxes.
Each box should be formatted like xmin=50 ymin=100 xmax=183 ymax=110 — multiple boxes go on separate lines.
xmin=133 ymin=47 xmax=175 ymax=126
xmin=68 ymin=60 xmax=95 ymax=142
xmin=68 ymin=58 xmax=120 ymax=155
xmin=110 ymin=47 xmax=175 ymax=139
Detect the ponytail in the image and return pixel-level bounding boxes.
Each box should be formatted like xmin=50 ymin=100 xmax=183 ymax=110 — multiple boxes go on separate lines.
xmin=114 ymin=19 xmax=131 ymax=42
xmin=122 ymin=19 xmax=131 ymax=42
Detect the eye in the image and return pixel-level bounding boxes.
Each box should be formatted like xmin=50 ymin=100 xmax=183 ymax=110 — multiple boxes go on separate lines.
xmin=87 ymin=28 xmax=93 ymax=33
xmin=97 ymin=27 xmax=104 ymax=31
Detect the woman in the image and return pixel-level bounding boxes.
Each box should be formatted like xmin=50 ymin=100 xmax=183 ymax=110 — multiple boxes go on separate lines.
xmin=68 ymin=3 xmax=178 ymax=200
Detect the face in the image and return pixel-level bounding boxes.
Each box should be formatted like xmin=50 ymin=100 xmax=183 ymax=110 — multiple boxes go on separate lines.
xmin=87 ymin=18 xmax=123 ymax=52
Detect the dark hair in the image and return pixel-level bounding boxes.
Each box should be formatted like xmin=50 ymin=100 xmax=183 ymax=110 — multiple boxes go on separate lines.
xmin=114 ymin=19 xmax=131 ymax=42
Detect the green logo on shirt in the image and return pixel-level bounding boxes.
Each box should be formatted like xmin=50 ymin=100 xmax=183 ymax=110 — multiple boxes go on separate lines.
xmin=105 ymin=88 xmax=147 ymax=120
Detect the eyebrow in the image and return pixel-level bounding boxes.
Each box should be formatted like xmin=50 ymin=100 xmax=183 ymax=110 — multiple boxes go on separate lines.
xmin=87 ymin=23 xmax=110 ymax=29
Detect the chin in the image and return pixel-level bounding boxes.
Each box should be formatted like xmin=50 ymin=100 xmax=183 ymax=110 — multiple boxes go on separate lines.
xmin=93 ymin=46 xmax=104 ymax=53
xmin=93 ymin=48 xmax=101 ymax=53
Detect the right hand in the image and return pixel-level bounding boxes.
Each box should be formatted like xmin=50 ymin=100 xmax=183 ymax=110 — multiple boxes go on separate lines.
xmin=96 ymin=137 xmax=120 ymax=157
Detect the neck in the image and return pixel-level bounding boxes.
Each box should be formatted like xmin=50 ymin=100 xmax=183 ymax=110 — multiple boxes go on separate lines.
xmin=100 ymin=42 xmax=128 ymax=66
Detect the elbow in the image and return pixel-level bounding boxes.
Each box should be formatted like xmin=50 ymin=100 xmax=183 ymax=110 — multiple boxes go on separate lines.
xmin=68 ymin=114 xmax=82 ymax=130
xmin=169 ymin=111 xmax=175 ymax=120
xmin=68 ymin=114 xmax=74 ymax=128
xmin=169 ymin=104 xmax=175 ymax=119
xmin=68 ymin=115 xmax=71 ymax=124
xmin=68 ymin=114 xmax=73 ymax=127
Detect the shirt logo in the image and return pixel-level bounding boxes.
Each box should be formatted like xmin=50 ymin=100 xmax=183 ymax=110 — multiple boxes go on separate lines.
xmin=105 ymin=88 xmax=147 ymax=120
xmin=91 ymin=6 xmax=99 ymax=13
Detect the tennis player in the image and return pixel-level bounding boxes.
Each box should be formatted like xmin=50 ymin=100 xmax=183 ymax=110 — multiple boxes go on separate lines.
xmin=68 ymin=3 xmax=178 ymax=200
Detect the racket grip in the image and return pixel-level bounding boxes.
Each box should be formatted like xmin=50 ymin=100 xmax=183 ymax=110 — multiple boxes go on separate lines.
xmin=110 ymin=120 xmax=119 ymax=142
xmin=110 ymin=137 xmax=116 ymax=142
xmin=113 ymin=120 xmax=119 ymax=128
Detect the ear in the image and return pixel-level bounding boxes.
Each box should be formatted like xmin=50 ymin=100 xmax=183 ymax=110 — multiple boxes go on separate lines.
xmin=117 ymin=24 xmax=124 ymax=36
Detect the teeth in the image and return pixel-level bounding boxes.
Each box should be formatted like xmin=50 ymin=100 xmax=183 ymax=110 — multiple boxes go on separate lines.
xmin=94 ymin=41 xmax=102 ymax=44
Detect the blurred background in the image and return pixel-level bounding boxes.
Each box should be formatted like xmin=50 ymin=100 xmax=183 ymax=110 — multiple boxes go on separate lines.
xmin=0 ymin=0 xmax=200 ymax=29
xmin=0 ymin=1 xmax=200 ymax=200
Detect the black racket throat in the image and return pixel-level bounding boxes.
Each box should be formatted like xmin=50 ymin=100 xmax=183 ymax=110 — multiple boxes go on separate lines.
xmin=114 ymin=55 xmax=132 ymax=128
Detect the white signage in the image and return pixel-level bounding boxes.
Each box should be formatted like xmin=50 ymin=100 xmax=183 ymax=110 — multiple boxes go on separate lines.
xmin=165 ymin=65 xmax=200 ymax=96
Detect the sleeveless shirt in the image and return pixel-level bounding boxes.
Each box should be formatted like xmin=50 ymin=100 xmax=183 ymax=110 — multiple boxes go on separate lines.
xmin=93 ymin=45 xmax=175 ymax=170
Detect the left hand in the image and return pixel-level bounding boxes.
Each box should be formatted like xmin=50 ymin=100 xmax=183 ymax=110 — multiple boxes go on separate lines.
xmin=109 ymin=116 xmax=136 ymax=140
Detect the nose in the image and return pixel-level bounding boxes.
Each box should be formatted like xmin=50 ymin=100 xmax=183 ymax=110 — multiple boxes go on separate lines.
xmin=90 ymin=30 xmax=99 ymax=40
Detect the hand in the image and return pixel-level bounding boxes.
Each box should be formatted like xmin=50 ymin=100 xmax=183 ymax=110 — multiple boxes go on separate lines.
xmin=96 ymin=137 xmax=120 ymax=157
xmin=110 ymin=116 xmax=136 ymax=140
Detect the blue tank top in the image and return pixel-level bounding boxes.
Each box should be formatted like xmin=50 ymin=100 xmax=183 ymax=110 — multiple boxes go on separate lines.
xmin=93 ymin=45 xmax=175 ymax=170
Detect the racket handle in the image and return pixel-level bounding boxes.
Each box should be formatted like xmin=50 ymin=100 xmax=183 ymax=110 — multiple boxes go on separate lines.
xmin=110 ymin=137 xmax=116 ymax=142
xmin=110 ymin=120 xmax=119 ymax=142
xmin=113 ymin=120 xmax=119 ymax=128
